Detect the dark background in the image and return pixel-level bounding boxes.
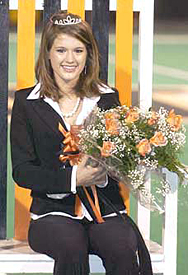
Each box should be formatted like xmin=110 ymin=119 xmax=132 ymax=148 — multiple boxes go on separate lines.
xmin=155 ymin=0 xmax=188 ymax=19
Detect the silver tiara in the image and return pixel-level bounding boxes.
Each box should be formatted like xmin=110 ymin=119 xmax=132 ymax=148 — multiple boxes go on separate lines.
xmin=53 ymin=15 xmax=82 ymax=26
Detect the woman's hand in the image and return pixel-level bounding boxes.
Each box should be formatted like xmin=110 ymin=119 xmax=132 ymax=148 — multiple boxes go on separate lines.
xmin=76 ymin=155 xmax=107 ymax=187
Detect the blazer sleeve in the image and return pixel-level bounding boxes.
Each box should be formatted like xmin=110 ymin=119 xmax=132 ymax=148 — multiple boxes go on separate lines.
xmin=10 ymin=92 xmax=73 ymax=194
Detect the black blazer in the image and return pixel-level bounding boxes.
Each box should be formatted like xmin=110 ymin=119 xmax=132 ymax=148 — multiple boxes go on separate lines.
xmin=10 ymin=85 xmax=125 ymax=217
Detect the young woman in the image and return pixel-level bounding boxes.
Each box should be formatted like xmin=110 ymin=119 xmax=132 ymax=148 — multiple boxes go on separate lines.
xmin=11 ymin=11 xmax=153 ymax=275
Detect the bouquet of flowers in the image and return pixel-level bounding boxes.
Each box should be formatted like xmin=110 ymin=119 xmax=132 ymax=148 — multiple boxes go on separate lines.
xmin=78 ymin=105 xmax=188 ymax=213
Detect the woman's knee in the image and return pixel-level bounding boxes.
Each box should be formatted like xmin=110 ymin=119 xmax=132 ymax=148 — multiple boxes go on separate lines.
xmin=89 ymin=216 xmax=137 ymax=255
xmin=28 ymin=216 xmax=88 ymax=260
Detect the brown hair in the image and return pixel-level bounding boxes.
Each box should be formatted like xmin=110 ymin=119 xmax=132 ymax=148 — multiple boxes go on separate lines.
xmin=35 ymin=11 xmax=102 ymax=101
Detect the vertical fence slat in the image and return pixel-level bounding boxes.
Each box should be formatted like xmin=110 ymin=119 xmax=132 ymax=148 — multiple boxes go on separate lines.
xmin=0 ymin=0 xmax=9 ymax=240
xmin=115 ymin=0 xmax=133 ymax=213
xmin=43 ymin=0 xmax=61 ymax=25
xmin=92 ymin=0 xmax=110 ymax=83
xmin=137 ymin=0 xmax=154 ymax=242
xmin=15 ymin=0 xmax=35 ymax=240
xmin=68 ymin=0 xmax=85 ymax=19
xmin=115 ymin=0 xmax=133 ymax=106
xmin=17 ymin=0 xmax=35 ymax=89
xmin=138 ymin=0 xmax=154 ymax=110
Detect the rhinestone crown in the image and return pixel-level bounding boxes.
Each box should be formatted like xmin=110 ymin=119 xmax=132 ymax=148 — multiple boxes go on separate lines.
xmin=53 ymin=15 xmax=81 ymax=26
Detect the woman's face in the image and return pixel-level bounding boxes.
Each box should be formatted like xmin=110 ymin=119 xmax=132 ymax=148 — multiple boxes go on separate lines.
xmin=49 ymin=33 xmax=87 ymax=88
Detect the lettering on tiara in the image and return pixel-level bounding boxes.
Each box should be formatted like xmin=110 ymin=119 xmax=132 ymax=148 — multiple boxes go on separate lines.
xmin=53 ymin=15 xmax=82 ymax=26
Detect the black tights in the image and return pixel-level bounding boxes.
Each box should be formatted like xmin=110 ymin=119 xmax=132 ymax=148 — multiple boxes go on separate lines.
xmin=28 ymin=215 xmax=139 ymax=275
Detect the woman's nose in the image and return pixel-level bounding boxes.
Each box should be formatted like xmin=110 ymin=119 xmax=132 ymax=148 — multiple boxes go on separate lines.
xmin=65 ymin=51 xmax=74 ymax=63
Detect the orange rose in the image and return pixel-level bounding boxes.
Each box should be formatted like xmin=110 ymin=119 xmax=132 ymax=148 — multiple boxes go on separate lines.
xmin=167 ymin=109 xmax=182 ymax=131
xmin=150 ymin=131 xmax=167 ymax=147
xmin=125 ymin=107 xmax=139 ymax=123
xmin=148 ymin=111 xmax=158 ymax=125
xmin=105 ymin=112 xmax=120 ymax=135
xmin=100 ymin=141 xmax=115 ymax=157
xmin=136 ymin=139 xmax=151 ymax=157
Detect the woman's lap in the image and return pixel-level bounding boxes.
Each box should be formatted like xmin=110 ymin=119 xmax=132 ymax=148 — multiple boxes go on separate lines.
xmin=28 ymin=215 xmax=89 ymax=261
xmin=87 ymin=216 xmax=139 ymax=274
xmin=88 ymin=215 xmax=137 ymax=254
xmin=28 ymin=215 xmax=139 ymax=274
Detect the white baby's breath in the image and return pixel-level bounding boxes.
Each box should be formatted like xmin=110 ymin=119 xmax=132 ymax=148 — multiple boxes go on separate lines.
xmin=78 ymin=105 xmax=188 ymax=212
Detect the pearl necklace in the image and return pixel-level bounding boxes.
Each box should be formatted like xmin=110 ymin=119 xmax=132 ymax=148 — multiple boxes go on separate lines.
xmin=61 ymin=97 xmax=81 ymax=118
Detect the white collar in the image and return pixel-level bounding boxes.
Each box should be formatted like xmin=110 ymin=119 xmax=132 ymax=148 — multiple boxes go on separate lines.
xmin=27 ymin=83 xmax=41 ymax=100
xmin=26 ymin=83 xmax=115 ymax=129
xmin=26 ymin=82 xmax=115 ymax=100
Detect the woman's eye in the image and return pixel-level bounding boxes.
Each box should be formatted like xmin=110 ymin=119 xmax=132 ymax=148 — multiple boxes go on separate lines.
xmin=75 ymin=49 xmax=83 ymax=53
xmin=56 ymin=48 xmax=66 ymax=53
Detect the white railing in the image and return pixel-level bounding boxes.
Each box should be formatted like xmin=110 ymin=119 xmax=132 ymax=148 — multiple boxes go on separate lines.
xmin=10 ymin=0 xmax=146 ymax=11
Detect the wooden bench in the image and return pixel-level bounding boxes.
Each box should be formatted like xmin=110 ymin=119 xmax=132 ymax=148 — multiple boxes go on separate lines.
xmin=0 ymin=239 xmax=105 ymax=274
xmin=0 ymin=238 xmax=163 ymax=274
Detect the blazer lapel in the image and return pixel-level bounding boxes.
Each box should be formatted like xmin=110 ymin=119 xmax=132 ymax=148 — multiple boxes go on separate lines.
xmin=30 ymin=98 xmax=68 ymax=138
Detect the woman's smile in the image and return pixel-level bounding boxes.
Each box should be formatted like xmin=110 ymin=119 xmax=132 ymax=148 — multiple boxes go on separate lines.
xmin=62 ymin=65 xmax=77 ymax=73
